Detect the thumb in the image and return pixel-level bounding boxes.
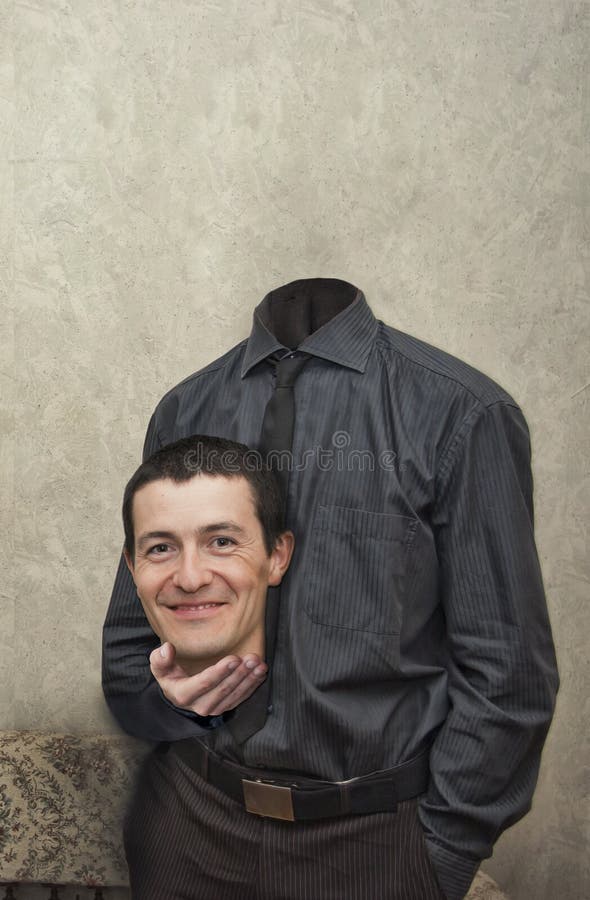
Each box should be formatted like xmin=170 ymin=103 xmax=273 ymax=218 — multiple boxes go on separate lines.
xmin=149 ymin=641 xmax=177 ymax=677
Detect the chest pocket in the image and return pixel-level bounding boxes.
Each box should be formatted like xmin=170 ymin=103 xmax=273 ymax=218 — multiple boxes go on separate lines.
xmin=305 ymin=505 xmax=418 ymax=634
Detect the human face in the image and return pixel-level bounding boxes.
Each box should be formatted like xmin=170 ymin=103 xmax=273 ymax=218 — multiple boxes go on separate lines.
xmin=124 ymin=475 xmax=293 ymax=675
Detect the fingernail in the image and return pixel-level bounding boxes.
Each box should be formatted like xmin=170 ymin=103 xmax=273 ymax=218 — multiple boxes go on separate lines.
xmin=245 ymin=659 xmax=256 ymax=670
xmin=227 ymin=660 xmax=238 ymax=671
xmin=159 ymin=646 xmax=166 ymax=658
xmin=254 ymin=665 xmax=266 ymax=677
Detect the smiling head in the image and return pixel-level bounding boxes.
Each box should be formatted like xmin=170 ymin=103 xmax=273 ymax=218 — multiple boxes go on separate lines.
xmin=122 ymin=436 xmax=294 ymax=674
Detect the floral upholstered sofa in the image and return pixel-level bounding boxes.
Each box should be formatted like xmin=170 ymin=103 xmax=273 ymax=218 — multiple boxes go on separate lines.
xmin=0 ymin=731 xmax=510 ymax=899
xmin=0 ymin=732 xmax=146 ymax=899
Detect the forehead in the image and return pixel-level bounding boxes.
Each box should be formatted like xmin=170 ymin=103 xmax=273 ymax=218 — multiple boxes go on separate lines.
xmin=132 ymin=474 xmax=259 ymax=529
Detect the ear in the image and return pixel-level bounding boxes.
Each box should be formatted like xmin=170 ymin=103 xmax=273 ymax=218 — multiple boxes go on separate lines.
xmin=123 ymin=547 xmax=135 ymax=578
xmin=267 ymin=531 xmax=295 ymax=586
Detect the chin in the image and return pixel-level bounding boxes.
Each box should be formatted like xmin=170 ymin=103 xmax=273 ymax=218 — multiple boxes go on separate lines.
xmin=176 ymin=644 xmax=228 ymax=668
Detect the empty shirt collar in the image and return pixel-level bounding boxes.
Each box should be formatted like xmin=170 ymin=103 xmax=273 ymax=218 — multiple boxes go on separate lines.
xmin=241 ymin=278 xmax=379 ymax=377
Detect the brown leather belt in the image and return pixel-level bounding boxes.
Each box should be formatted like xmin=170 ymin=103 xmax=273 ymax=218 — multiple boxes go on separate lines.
xmin=170 ymin=738 xmax=431 ymax=822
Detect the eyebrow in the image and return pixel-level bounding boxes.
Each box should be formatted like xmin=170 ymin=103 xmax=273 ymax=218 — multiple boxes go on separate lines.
xmin=200 ymin=522 xmax=245 ymax=536
xmin=136 ymin=522 xmax=245 ymax=550
xmin=136 ymin=531 xmax=177 ymax=551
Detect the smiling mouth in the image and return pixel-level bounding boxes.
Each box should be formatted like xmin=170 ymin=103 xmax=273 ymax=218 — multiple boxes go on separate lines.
xmin=165 ymin=602 xmax=227 ymax=618
xmin=170 ymin=603 xmax=224 ymax=610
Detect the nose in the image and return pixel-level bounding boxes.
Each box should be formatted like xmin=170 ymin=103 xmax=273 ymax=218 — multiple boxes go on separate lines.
xmin=172 ymin=549 xmax=214 ymax=593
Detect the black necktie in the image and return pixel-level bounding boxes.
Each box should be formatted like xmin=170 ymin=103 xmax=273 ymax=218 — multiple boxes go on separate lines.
xmin=226 ymin=352 xmax=309 ymax=744
xmin=259 ymin=353 xmax=310 ymax=502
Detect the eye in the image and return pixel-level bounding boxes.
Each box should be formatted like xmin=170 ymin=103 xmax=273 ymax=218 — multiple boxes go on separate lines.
xmin=147 ymin=543 xmax=171 ymax=555
xmin=212 ymin=537 xmax=236 ymax=549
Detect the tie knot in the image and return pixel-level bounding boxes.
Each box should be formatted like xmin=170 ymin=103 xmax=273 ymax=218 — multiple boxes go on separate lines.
xmin=273 ymin=353 xmax=309 ymax=387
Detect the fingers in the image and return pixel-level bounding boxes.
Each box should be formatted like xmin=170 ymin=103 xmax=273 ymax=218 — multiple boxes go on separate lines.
xmin=166 ymin=656 xmax=247 ymax=709
xmin=149 ymin=645 xmax=268 ymax=717
xmin=205 ymin=656 xmax=268 ymax=716
xmin=181 ymin=655 xmax=267 ymax=716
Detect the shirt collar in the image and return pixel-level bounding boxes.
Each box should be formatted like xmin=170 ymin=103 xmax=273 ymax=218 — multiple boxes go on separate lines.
xmin=241 ymin=279 xmax=378 ymax=377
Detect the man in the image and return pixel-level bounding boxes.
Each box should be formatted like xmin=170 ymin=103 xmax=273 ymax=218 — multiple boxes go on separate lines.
xmin=104 ymin=278 xmax=558 ymax=900
xmin=121 ymin=434 xmax=445 ymax=900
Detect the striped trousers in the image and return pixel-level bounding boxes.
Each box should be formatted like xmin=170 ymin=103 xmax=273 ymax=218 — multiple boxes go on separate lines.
xmin=124 ymin=744 xmax=446 ymax=900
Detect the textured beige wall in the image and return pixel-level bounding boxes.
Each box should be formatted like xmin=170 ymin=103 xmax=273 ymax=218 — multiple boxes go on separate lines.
xmin=2 ymin=1 xmax=588 ymax=898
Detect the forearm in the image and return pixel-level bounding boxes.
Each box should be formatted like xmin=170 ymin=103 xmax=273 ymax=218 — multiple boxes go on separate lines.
xmin=104 ymin=674 xmax=212 ymax=741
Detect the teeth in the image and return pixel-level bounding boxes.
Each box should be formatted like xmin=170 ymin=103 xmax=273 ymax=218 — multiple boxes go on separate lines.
xmin=175 ymin=603 xmax=219 ymax=610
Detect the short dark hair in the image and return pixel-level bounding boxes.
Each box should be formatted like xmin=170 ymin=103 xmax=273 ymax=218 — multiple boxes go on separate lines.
xmin=122 ymin=435 xmax=285 ymax=559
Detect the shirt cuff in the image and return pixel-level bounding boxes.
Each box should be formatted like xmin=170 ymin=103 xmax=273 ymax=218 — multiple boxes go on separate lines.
xmin=158 ymin=686 xmax=224 ymax=729
xmin=424 ymin=837 xmax=481 ymax=900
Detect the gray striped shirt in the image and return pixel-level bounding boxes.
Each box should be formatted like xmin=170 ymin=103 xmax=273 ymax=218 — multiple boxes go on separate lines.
xmin=102 ymin=279 xmax=558 ymax=900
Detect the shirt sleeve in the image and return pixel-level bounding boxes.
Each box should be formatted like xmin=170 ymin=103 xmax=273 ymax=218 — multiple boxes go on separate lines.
xmin=418 ymin=400 xmax=559 ymax=900
xmin=101 ymin=412 xmax=210 ymax=740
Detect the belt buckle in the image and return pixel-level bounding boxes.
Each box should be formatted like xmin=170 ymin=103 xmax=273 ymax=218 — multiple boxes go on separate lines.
xmin=242 ymin=779 xmax=295 ymax=821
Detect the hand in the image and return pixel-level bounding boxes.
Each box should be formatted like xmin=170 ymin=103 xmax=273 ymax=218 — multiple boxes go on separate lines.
xmin=149 ymin=642 xmax=268 ymax=717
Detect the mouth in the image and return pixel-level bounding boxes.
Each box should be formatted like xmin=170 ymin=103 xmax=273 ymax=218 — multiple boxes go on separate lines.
xmin=164 ymin=601 xmax=227 ymax=620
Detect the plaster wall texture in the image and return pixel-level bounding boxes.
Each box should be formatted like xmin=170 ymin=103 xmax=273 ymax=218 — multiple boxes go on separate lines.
xmin=2 ymin=1 xmax=588 ymax=898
